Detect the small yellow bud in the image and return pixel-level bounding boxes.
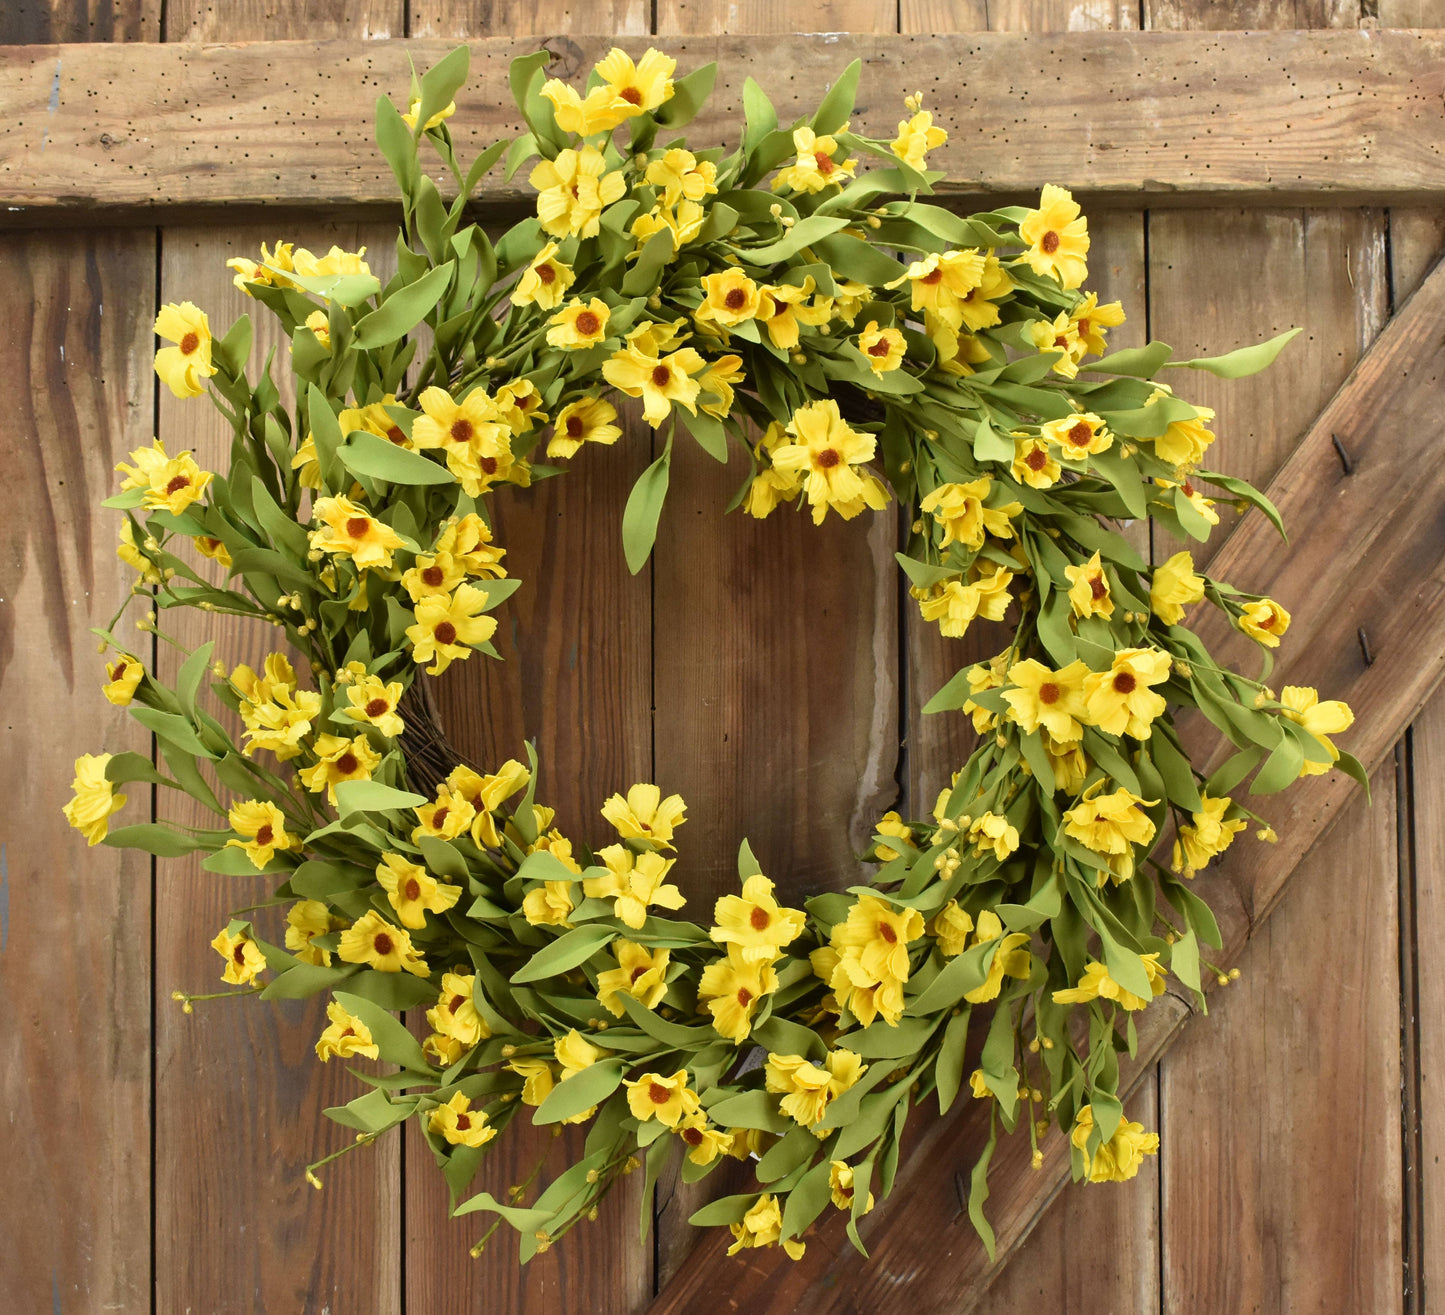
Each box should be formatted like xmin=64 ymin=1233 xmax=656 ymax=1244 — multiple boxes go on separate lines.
xmin=1173 ymin=661 xmax=1193 ymax=678
xmin=1228 ymin=968 xmax=1241 ymax=981
xmin=306 ymin=1170 xmax=323 ymax=1190
xmin=1027 ymin=1038 xmax=1040 ymax=1054
xmin=1041 ymin=1037 xmax=1054 ymax=1050
xmin=867 ymin=215 xmax=882 ymax=229
xmin=469 ymin=1239 xmax=487 ymax=1259
xmin=1031 ymin=1149 xmax=1044 ymax=1169
xmin=1216 ymin=973 xmax=1229 ymax=986
xmin=500 ymin=1043 xmax=516 ymax=1057
xmin=1031 ymin=1088 xmax=1043 ymax=1103
xmin=790 ymin=352 xmax=807 ymax=365
xmin=1256 ymin=826 xmax=1278 ymax=844
xmin=1036 ymin=1119 xmax=1050 ymax=1137
xmin=585 ymin=1169 xmax=599 ymax=1183
xmin=587 ymin=1207 xmax=599 ymax=1222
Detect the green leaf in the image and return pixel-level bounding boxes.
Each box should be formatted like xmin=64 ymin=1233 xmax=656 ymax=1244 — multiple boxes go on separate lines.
xmin=415 ymin=44 xmax=470 ymax=137
xmin=935 ymin=1008 xmax=972 ymax=1113
xmin=621 ymin=442 xmax=672 ymax=575
xmin=454 ymin=1189 xmax=555 ymax=1233
xmin=743 ymin=214 xmax=850 ymax=266
xmin=654 ymin=62 xmax=717 ymax=129
xmin=973 ymin=414 xmax=1015 ymax=464
xmin=261 ymin=961 xmax=359 ymax=1000
xmin=334 ymin=779 xmax=428 ymax=816
xmin=687 ymin=1193 xmax=760 ymax=1228
xmin=921 ymin=664 xmax=976 ymax=715
xmin=103 ymin=751 xmax=172 ymax=786
xmin=324 ymin=1087 xmax=417 ymax=1135
xmin=811 ymin=59 xmax=860 ymax=136
xmin=128 ymin=706 xmax=215 ymax=760
xmin=101 ymin=823 xmax=212 ymax=858
xmin=534 ymin=1060 xmax=625 ymax=1125
xmin=1170 ymin=928 xmax=1205 ymax=1006
xmin=742 ymin=77 xmax=777 ymax=156
xmin=704 ymin=1089 xmax=792 ymax=1134
xmin=1250 ymin=727 xmax=1304 ymax=795
xmin=340 ymin=432 xmax=454 ymax=486
xmin=278 ymin=268 xmax=381 ymax=308
xmin=811 ymin=233 xmax=906 ymax=288
xmin=334 ymin=990 xmax=432 ymax=1072
xmin=737 ymin=838 xmax=763 ymax=880
xmin=353 ymin=262 xmax=454 ymax=349
xmin=510 ymin=924 xmax=616 ymax=983
xmin=781 ymin=1157 xmax=834 ymax=1240
xmin=968 ymin=1112 xmax=999 ymax=1261
xmin=1170 ymin=327 xmax=1300 ymax=378
xmin=343 ymin=970 xmax=439 ymax=1010
xmin=1079 ymin=341 xmax=1173 ymax=377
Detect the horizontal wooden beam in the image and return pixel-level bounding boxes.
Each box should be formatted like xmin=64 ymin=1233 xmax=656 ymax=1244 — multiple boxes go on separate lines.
xmin=648 ymin=252 xmax=1445 ymax=1311
xmin=1 ymin=30 xmax=1443 ymax=221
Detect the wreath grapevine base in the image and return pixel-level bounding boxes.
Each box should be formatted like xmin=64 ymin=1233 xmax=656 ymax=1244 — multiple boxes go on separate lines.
xmin=67 ymin=46 xmax=1362 ymax=1266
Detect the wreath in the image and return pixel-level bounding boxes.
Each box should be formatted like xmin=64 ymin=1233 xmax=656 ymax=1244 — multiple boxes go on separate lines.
xmin=67 ymin=45 xmax=1360 ymax=1264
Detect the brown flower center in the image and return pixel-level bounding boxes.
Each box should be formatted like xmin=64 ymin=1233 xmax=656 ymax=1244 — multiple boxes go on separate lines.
xmin=336 ymin=752 xmax=359 ymax=774
xmin=920 ymin=268 xmax=943 ymax=285
xmin=1038 ymin=682 xmax=1060 ymax=705
xmin=814 ymin=150 xmax=836 ymax=174
xmin=1089 ymin=574 xmax=1107 ymax=601
xmin=1257 ymin=612 xmax=1276 ymax=629
xmin=403 ymin=877 xmax=421 ymax=901
xmin=630 ymin=965 xmax=648 ymax=983
xmin=621 ymin=86 xmax=643 ymax=105
xmin=434 ymin=620 xmax=458 ymax=645
xmin=365 ymin=697 xmax=389 ymax=717
xmin=346 ymin=516 xmax=370 ymax=539
xmin=1067 ymin=422 xmax=1093 ymax=446
xmin=650 ymin=364 xmax=672 ymax=388
xmin=749 ymin=906 xmax=770 ymax=931
xmin=373 ymin=932 xmax=394 ymax=956
xmin=232 ymin=944 xmax=247 ymax=965
xmin=1077 ymin=317 xmax=1091 ymax=337
xmin=879 ymin=922 xmax=897 ymax=944
xmin=736 ymin=987 xmax=754 ymax=1006
xmin=432 ymin=806 xmax=449 ymax=830
xmin=1025 ymin=448 xmax=1047 ymax=472
xmin=867 ymin=338 xmax=892 ymax=357
xmin=255 ymin=823 xmax=274 ymax=846
xmin=537 ymin=263 xmax=556 ymax=284
xmin=1112 ymin=671 xmax=1137 ymax=694
xmin=449 ymin=994 xmax=466 ymax=1012
xmin=455 ymin=1112 xmax=472 ymax=1131
xmin=566 ymin=415 xmax=585 ymax=438
xmin=164 ymin=474 xmax=191 ymax=495
xmin=386 ymin=425 xmax=407 ymax=445
xmin=479 ymin=455 xmax=499 ymax=475
xmin=724 ymin=287 xmax=748 ymax=310
xmin=815 ymin=448 xmax=842 ymax=470
xmin=450 ymin=419 xmax=474 ymax=444
xmin=1041 ymin=230 xmax=1061 ymax=254
xmin=421 ymin=566 xmax=445 ymax=587
xmin=179 ymin=331 xmax=200 ymax=355
xmin=681 ymin=1126 xmax=704 ymax=1146
xmin=575 ymin=310 xmax=601 ymax=336
xmin=648 ymin=1082 xmax=671 ymax=1104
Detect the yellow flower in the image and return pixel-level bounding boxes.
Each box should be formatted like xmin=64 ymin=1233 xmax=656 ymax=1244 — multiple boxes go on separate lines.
xmin=872 ymin=810 xmax=916 ymax=862
xmin=969 ymin=1068 xmax=992 ymax=1099
xmin=411 ymin=783 xmax=477 ymax=844
xmin=646 ymin=148 xmax=718 ymax=205
xmin=1071 ymin=1104 xmax=1159 ymax=1183
xmin=629 ymin=199 xmax=707 ymax=258
xmin=832 ymin=894 xmax=924 ymax=991
xmin=376 ymin=852 xmax=462 ymax=930
xmin=930 ymin=900 xmax=974 ymax=957
xmin=709 ymin=872 xmax=807 ymax=964
xmin=522 ymin=880 xmax=577 ymax=928
xmin=227 ymin=239 xmax=296 ymax=294
xmin=225 ymin=799 xmax=299 ymax=869
xmin=678 ymin=1116 xmax=734 ymax=1166
xmin=773 ymin=125 xmax=857 ymax=193
xmin=1002 ymin=658 xmax=1091 ymax=743
xmin=890 ymin=102 xmax=947 ymax=168
xmin=595 ymin=46 xmax=676 ymax=114
xmin=765 ymin=1053 xmax=834 ymax=1128
xmin=429 ymin=1093 xmax=497 ymax=1149
xmin=829 ymin=1159 xmax=876 ymax=1213
xmin=410 ymin=386 xmax=512 ymax=495
xmin=448 ymin=758 xmax=530 ymax=848
xmin=211 ymin=928 xmax=266 ymax=985
xmin=770 ymin=399 xmax=879 ymax=524
xmin=541 ymin=80 xmax=635 ymax=136
xmin=727 ymin=1194 xmax=805 ymax=1260
xmin=856 ymin=319 xmax=906 ymax=374
xmin=315 ymin=1000 xmax=379 ymax=1062
xmin=1045 ymin=732 xmax=1091 ymax=795
xmin=1053 ymin=954 xmax=1167 ymax=1012
xmin=1238 ymin=598 xmax=1291 ymax=648
xmin=1152 ymin=395 xmax=1216 ymax=468
xmin=406 ymin=584 xmax=498 ymax=676
xmin=1019 ymin=184 xmax=1090 ymax=289
xmin=888 ymin=249 xmax=985 ymax=329
xmin=547 ymin=297 xmax=611 ymax=350
xmin=310 ymin=495 xmax=405 ymax=572
xmin=102 ymin=653 xmax=144 ymax=706
xmin=62 ymin=753 xmax=125 ymax=845
xmin=153 ymin=301 xmax=216 ymax=398
xmin=512 ymin=241 xmax=576 ymax=310
xmin=1280 ymin=686 xmax=1355 ymax=776
xmin=1157 ymin=477 xmax=1220 ymax=529
xmin=401 ymin=97 xmax=456 ymax=132
xmin=292 ymin=244 xmax=371 ymax=284
xmin=968 ymin=811 xmax=1020 ymax=861
xmin=1173 ymin=795 xmax=1249 ymax=875
xmin=338 ymin=909 xmax=428 ymax=976
xmin=193 ymin=535 xmax=232 ymax=568
xmin=600 ymin=782 xmax=688 ymax=848
xmin=339 ymin=395 xmax=409 ymax=448
xmin=508 ymin=1056 xmax=556 ymax=1106
xmin=743 ymin=422 xmax=805 ymax=519
xmin=698 ymin=949 xmax=779 ymax=1043
xmin=298 ymin=733 xmax=381 ymax=804
xmin=304 ymin=309 xmax=331 ymax=349
xmin=285 ymin=898 xmax=341 ymax=966
xmin=341 ymin=675 xmax=405 ymax=738
xmin=920 ymin=478 xmax=1019 ymax=551
xmin=1012 ymin=436 xmax=1062 ymax=488
xmin=586 ymin=845 xmax=686 ymax=929
xmin=913 ymin=566 xmax=1015 ymax=638
xmin=530 ymin=146 xmax=628 ymax=239
xmin=602 ymin=344 xmax=704 ymax=427
xmin=1065 ymin=551 xmax=1115 ymax=620
xmin=556 ymin=1029 xmax=605 ymax=1080
xmin=596 ymin=940 xmax=671 ymax=1017
xmin=428 ymin=971 xmax=491 ymax=1051
xmin=625 ymin=1069 xmax=699 ymax=1128
xmin=1063 ymin=788 xmax=1158 ymax=884
xmin=540 ymin=397 xmax=618 ymax=461
xmin=963 ymin=910 xmax=1032 ymax=1003
xmin=1042 ymin=412 xmax=1112 ymax=461
xmin=1150 ymin=551 xmax=1205 ymax=626
xmin=434 ymin=513 xmax=507 ymax=579
xmin=754 ymin=278 xmax=831 ymax=350
xmin=117 ymin=437 xmax=213 ymax=515
xmin=696 ymin=269 xmax=762 ymax=329
xmin=697 ymin=354 xmax=744 ymax=421
xmin=1068 ymin=292 xmax=1126 ymax=359
xmin=1084 ymin=648 xmax=1173 ymax=739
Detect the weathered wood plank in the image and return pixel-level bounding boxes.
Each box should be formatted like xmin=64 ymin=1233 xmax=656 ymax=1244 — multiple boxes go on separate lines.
xmin=165 ymin=0 xmax=400 ymax=40
xmin=0 ymin=0 xmax=157 ymax=42
xmin=657 ymin=0 xmax=895 ymax=29
xmin=0 ymin=228 xmax=154 ymax=1315
xmin=152 ymin=222 xmax=403 ymax=1315
xmin=646 ymin=243 xmax=1445 ymax=1315
xmin=401 ymin=1 xmax=655 ymax=1309
xmin=410 ymin=0 xmax=649 ymax=37
xmin=4 ymin=30 xmax=1445 ymax=218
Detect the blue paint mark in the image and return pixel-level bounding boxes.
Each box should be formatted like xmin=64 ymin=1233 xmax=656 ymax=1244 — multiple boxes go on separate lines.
xmin=41 ymin=59 xmax=61 ymax=152
xmin=0 ymin=843 xmax=8 ymax=954
xmin=52 ymin=1268 xmax=60 ymax=1315
xmin=567 ymin=641 xmax=578 ymax=672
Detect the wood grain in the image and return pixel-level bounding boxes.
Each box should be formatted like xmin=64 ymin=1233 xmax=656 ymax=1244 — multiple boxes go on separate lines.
xmin=646 ymin=241 xmax=1445 ymax=1315
xmin=401 ymin=4 xmax=654 ymax=1313
xmin=5 ymin=31 xmax=1445 ymax=217
xmin=0 ymin=228 xmax=154 ymax=1315
xmin=410 ymin=0 xmax=649 ymax=37
xmin=0 ymin=0 xmax=157 ymax=42
xmin=656 ymin=0 xmax=896 ymax=30
xmin=164 ymin=0 xmax=401 ymax=40
xmin=152 ymin=222 xmax=403 ymax=1315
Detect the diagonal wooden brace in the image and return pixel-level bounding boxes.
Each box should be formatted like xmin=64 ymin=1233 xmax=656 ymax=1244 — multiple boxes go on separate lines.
xmin=647 ymin=253 xmax=1445 ymax=1314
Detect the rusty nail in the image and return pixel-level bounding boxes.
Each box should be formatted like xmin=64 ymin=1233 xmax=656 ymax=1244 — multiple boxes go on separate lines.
xmin=1331 ymin=433 xmax=1355 ymax=475
xmin=1358 ymin=626 xmax=1375 ymax=667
